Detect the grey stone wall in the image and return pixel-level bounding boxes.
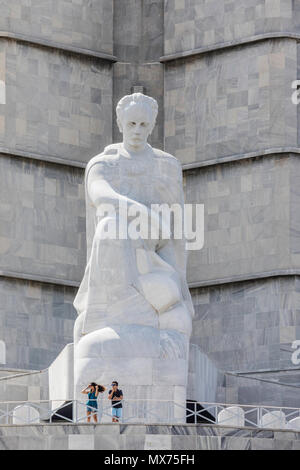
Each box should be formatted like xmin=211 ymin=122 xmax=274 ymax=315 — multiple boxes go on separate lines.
xmin=114 ymin=0 xmax=164 ymax=62
xmin=290 ymin=154 xmax=300 ymax=266
xmin=188 ymin=343 xmax=220 ymax=404
xmin=0 ymin=0 xmax=113 ymax=54
xmin=184 ymin=153 xmax=293 ymax=284
xmin=164 ymin=38 xmax=297 ymax=165
xmin=218 ymin=369 xmax=300 ymax=408
xmin=190 ymin=276 xmax=300 ymax=373
xmin=0 ymin=369 xmax=48 ymax=402
xmin=0 ymin=0 xmax=300 ymax=408
xmin=164 ymin=0 xmax=297 ymax=55
xmin=0 ymin=155 xmax=85 ymax=282
xmin=0 ymin=277 xmax=76 ymax=370
xmin=0 ymin=40 xmax=112 ymax=165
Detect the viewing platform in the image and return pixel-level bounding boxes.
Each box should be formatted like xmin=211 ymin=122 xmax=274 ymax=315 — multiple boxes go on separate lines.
xmin=0 ymin=399 xmax=300 ymax=449
xmin=0 ymin=421 xmax=299 ymax=450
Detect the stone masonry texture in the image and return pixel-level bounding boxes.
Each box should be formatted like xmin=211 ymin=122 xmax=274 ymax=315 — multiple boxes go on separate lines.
xmin=164 ymin=38 xmax=297 ymax=165
xmin=0 ymin=0 xmax=299 ymax=412
xmin=0 ymin=0 xmax=114 ymax=54
xmin=1 ymin=423 xmax=300 ymax=450
xmin=164 ymin=0 xmax=299 ymax=55
xmin=0 ymin=39 xmax=112 ymax=165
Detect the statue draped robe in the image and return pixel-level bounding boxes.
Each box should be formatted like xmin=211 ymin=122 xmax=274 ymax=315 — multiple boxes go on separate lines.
xmin=73 ymin=142 xmax=194 ymax=420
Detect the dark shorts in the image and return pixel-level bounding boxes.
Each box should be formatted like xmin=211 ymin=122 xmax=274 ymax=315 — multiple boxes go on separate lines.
xmin=86 ymin=401 xmax=98 ymax=413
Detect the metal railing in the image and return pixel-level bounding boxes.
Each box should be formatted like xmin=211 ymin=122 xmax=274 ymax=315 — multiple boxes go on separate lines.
xmin=0 ymin=399 xmax=300 ymax=429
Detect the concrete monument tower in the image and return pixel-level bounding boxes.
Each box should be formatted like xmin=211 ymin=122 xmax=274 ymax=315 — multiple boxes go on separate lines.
xmin=73 ymin=93 xmax=194 ymax=421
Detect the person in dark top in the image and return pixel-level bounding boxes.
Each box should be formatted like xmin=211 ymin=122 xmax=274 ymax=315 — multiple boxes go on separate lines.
xmin=82 ymin=382 xmax=106 ymax=423
xmin=108 ymin=381 xmax=123 ymax=422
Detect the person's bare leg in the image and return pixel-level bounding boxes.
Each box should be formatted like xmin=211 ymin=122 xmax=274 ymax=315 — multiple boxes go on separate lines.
xmin=87 ymin=411 xmax=91 ymax=423
xmin=93 ymin=413 xmax=98 ymax=423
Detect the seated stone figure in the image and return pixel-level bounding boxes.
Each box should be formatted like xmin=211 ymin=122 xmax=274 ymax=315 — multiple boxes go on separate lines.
xmin=73 ymin=93 xmax=194 ymax=422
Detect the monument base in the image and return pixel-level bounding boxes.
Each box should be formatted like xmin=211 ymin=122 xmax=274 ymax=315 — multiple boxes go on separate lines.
xmin=0 ymin=422 xmax=298 ymax=450
xmin=73 ymin=324 xmax=190 ymax=424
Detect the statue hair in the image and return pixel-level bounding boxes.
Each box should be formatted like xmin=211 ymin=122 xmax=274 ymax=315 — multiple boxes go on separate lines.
xmin=116 ymin=93 xmax=158 ymax=128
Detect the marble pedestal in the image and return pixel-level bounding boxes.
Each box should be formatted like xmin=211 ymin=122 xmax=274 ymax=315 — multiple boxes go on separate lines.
xmin=73 ymin=323 xmax=189 ymax=423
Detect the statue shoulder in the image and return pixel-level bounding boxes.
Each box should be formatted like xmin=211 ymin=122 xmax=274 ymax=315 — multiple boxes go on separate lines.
xmin=103 ymin=143 xmax=122 ymax=155
xmin=152 ymin=147 xmax=183 ymax=181
xmin=152 ymin=147 xmax=181 ymax=166
xmin=86 ymin=144 xmax=121 ymax=173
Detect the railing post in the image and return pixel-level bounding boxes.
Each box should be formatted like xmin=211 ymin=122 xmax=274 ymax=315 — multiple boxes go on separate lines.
xmin=257 ymin=406 xmax=261 ymax=428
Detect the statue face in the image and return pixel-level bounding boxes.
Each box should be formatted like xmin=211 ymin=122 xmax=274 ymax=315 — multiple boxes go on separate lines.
xmin=119 ymin=103 xmax=154 ymax=152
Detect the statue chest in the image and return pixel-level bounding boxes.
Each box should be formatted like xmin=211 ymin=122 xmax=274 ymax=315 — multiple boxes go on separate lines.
xmin=118 ymin=163 xmax=177 ymax=205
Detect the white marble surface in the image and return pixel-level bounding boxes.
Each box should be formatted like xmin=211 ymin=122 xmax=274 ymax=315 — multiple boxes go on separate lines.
xmin=144 ymin=434 xmax=172 ymax=450
xmin=48 ymin=343 xmax=74 ymax=410
xmin=0 ymin=340 xmax=6 ymax=365
xmin=260 ymin=411 xmax=286 ymax=429
xmin=287 ymin=417 xmax=300 ymax=430
xmin=0 ymin=80 xmax=5 ymax=105
xmin=12 ymin=404 xmax=40 ymax=425
xmin=68 ymin=434 xmax=95 ymax=450
xmin=217 ymin=407 xmax=245 ymax=427
xmin=73 ymin=93 xmax=194 ymax=422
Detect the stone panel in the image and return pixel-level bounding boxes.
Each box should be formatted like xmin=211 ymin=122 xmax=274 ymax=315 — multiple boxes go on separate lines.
xmin=0 ymin=155 xmax=85 ymax=282
xmin=164 ymin=38 xmax=297 ymax=165
xmin=0 ymin=369 xmax=48 ymax=402
xmin=114 ymin=0 xmax=164 ymax=62
xmin=290 ymin=155 xmax=300 ymax=264
xmin=217 ymin=369 xmax=300 ymax=408
xmin=0 ymin=39 xmax=112 ymax=165
xmin=0 ymin=0 xmax=113 ymax=54
xmin=184 ymin=154 xmax=292 ymax=284
xmin=190 ymin=276 xmax=300 ymax=373
xmin=0 ymin=423 xmax=299 ymax=449
xmin=0 ymin=277 xmax=76 ymax=370
xmin=164 ymin=0 xmax=297 ymax=55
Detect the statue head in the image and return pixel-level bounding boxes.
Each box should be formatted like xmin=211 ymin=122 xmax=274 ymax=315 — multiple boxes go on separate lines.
xmin=116 ymin=93 xmax=158 ymax=152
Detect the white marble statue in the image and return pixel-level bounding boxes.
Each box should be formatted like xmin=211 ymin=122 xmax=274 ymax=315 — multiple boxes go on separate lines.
xmin=73 ymin=93 xmax=194 ymax=422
